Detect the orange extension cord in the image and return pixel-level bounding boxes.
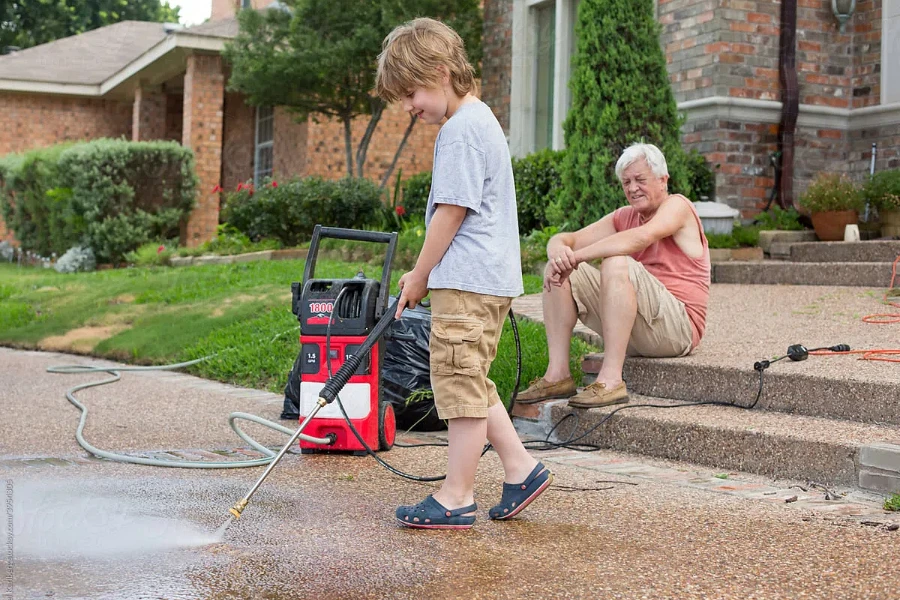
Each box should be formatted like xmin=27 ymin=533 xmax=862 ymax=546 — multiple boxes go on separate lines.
xmin=810 ymin=254 xmax=900 ymax=363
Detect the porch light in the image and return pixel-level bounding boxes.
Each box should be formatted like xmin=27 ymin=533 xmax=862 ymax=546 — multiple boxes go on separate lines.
xmin=831 ymin=0 xmax=856 ymax=33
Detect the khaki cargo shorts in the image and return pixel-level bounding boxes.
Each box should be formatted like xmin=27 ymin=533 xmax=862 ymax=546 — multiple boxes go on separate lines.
xmin=429 ymin=288 xmax=511 ymax=420
xmin=569 ymin=257 xmax=693 ymax=357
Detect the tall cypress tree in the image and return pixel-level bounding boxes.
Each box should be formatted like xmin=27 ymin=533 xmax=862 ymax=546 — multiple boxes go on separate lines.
xmin=550 ymin=0 xmax=690 ymax=229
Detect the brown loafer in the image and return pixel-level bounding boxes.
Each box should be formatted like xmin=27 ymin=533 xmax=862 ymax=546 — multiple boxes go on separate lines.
xmin=568 ymin=381 xmax=629 ymax=409
xmin=516 ymin=377 xmax=577 ymax=404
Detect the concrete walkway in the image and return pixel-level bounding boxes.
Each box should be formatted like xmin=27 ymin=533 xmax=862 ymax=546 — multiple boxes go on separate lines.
xmin=2 ymin=347 xmax=898 ymax=599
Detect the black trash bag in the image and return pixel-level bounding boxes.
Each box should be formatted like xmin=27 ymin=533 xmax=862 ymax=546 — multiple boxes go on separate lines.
xmin=281 ymin=351 xmax=304 ymax=420
xmin=382 ymin=299 xmax=443 ymax=431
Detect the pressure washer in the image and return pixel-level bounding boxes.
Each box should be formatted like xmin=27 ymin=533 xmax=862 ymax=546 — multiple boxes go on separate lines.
xmin=229 ymin=225 xmax=406 ymax=519
xmin=290 ymin=225 xmax=399 ymax=455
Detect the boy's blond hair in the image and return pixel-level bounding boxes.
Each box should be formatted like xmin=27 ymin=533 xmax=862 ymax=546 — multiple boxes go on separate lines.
xmin=375 ymin=18 xmax=477 ymax=104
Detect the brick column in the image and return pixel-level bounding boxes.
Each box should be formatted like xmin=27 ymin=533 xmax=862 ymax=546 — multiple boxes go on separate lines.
xmin=132 ymin=85 xmax=167 ymax=141
xmin=182 ymin=53 xmax=225 ymax=246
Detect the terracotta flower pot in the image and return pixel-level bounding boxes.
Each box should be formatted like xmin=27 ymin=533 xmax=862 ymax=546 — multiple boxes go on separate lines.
xmin=810 ymin=209 xmax=858 ymax=241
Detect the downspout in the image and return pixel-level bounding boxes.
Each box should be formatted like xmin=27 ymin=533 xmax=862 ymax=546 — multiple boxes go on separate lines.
xmin=777 ymin=0 xmax=798 ymax=209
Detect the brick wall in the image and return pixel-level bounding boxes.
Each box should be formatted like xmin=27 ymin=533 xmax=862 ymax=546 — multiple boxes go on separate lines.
xmin=165 ymin=93 xmax=184 ymax=142
xmin=660 ymin=0 xmax=720 ymax=101
xmin=222 ymin=90 xmax=254 ymax=192
xmin=305 ymin=102 xmax=438 ymax=185
xmin=182 ymin=53 xmax=225 ymax=246
xmin=273 ymin=106 xmax=308 ymax=180
xmin=852 ymin=0 xmax=881 ymax=109
xmin=482 ymin=0 xmax=513 ymax=131
xmin=0 ymin=92 xmax=131 ymax=155
xmin=132 ymin=86 xmax=167 ymax=141
xmin=660 ymin=0 xmax=885 ymax=214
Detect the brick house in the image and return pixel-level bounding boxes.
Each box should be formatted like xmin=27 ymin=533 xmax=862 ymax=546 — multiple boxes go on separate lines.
xmin=483 ymin=0 xmax=900 ymax=217
xmin=0 ymin=0 xmax=438 ymax=245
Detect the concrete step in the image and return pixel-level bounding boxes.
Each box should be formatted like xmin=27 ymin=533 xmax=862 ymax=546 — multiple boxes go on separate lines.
xmin=536 ymin=394 xmax=900 ymax=488
xmin=580 ymin=357 xmax=900 ymax=427
xmin=712 ymin=261 xmax=895 ymax=287
xmin=788 ymin=240 xmax=900 ymax=263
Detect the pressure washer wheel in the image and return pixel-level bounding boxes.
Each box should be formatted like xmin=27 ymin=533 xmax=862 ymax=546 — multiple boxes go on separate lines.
xmin=378 ymin=401 xmax=396 ymax=451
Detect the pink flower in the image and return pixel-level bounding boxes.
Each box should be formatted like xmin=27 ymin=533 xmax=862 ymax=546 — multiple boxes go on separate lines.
xmin=157 ymin=245 xmax=165 ymax=254
xmin=395 ymin=205 xmax=406 ymax=216
xmin=237 ymin=182 xmax=245 ymax=191
xmin=211 ymin=184 xmax=223 ymax=194
xmin=271 ymin=181 xmax=278 ymax=188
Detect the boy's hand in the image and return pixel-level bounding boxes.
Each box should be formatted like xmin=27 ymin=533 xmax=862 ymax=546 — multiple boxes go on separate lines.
xmin=396 ymin=269 xmax=429 ymax=318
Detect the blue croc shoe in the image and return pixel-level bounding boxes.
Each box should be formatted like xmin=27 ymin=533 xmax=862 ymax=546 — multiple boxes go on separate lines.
xmin=396 ymin=495 xmax=477 ymax=529
xmin=489 ymin=462 xmax=553 ymax=520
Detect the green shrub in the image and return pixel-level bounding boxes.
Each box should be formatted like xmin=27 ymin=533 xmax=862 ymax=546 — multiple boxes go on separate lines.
xmin=0 ymin=139 xmax=197 ymax=263
xmin=799 ymin=173 xmax=863 ymax=213
xmin=402 ymin=149 xmax=565 ymax=234
xmin=683 ymin=149 xmax=717 ymax=201
xmin=126 ymin=241 xmax=177 ymax=267
xmin=400 ymin=171 xmax=432 ymax=218
xmin=862 ymin=169 xmax=900 ymax=212
xmin=513 ymin=149 xmax=564 ymax=232
xmin=222 ymin=176 xmax=384 ymax=247
xmin=521 ymin=226 xmax=559 ymax=274
xmin=705 ymin=225 xmax=760 ymax=249
xmin=753 ymin=206 xmax=806 ymax=230
xmin=552 ymin=0 xmax=692 ymax=230
xmin=0 ymin=144 xmax=74 ymax=257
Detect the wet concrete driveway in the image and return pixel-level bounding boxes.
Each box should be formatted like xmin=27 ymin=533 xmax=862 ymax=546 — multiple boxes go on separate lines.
xmin=2 ymin=348 xmax=899 ymax=599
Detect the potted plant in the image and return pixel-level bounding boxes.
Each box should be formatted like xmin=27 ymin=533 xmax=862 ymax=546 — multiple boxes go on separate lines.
xmin=863 ymin=169 xmax=900 ymax=238
xmin=798 ymin=173 xmax=863 ymax=241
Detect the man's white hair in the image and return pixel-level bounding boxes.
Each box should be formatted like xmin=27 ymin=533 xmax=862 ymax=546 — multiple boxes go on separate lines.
xmin=615 ymin=143 xmax=669 ymax=181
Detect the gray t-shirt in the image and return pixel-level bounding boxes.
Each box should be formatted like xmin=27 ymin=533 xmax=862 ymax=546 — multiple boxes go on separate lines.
xmin=425 ymin=101 xmax=524 ymax=297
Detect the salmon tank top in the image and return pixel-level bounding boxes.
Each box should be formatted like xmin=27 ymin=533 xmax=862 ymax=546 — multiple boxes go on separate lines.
xmin=612 ymin=196 xmax=711 ymax=349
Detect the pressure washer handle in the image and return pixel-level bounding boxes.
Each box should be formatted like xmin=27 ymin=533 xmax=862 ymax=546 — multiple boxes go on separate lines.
xmin=319 ymin=299 xmax=400 ymax=404
xmin=303 ymin=225 xmax=399 ymax=320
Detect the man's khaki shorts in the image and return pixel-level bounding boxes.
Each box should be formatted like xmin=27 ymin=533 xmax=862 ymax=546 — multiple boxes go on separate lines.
xmin=429 ymin=289 xmax=511 ymax=420
xmin=569 ymin=257 xmax=693 ymax=357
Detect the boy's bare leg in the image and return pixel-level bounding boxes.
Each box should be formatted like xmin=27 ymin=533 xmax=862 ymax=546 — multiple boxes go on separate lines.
xmin=595 ymin=256 xmax=636 ymax=388
xmin=486 ymin=402 xmax=538 ymax=483
xmin=432 ymin=416 xmax=486 ymax=515
xmin=542 ymin=268 xmax=579 ymax=382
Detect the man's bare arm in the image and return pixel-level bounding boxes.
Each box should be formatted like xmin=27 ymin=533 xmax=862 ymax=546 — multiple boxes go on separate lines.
xmin=574 ymin=195 xmax=692 ymax=264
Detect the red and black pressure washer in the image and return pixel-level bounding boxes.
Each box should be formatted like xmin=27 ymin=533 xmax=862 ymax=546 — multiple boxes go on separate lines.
xmin=290 ymin=225 xmax=399 ymax=454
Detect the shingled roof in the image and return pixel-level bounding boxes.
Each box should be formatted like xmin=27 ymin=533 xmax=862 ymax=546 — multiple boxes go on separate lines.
xmin=0 ymin=18 xmax=238 ymax=87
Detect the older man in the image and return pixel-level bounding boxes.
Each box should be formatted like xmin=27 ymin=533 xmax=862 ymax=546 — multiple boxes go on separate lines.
xmin=518 ymin=143 xmax=711 ymax=408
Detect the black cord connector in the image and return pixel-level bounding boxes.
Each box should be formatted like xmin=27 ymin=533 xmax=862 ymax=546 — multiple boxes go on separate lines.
xmin=786 ymin=344 xmax=809 ymax=361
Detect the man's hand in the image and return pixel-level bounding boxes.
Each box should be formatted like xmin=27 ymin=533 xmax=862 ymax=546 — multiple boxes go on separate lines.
xmin=396 ymin=268 xmax=429 ymax=318
xmin=544 ymin=245 xmax=579 ymax=291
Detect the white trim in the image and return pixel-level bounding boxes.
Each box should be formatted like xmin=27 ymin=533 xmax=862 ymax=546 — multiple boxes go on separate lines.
xmin=0 ymin=32 xmax=228 ymax=97
xmin=0 ymin=79 xmax=100 ymax=95
xmin=509 ymin=0 xmax=579 ymax=157
xmin=678 ymin=96 xmax=900 ymax=131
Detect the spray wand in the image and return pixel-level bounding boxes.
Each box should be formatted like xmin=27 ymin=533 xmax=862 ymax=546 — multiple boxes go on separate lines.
xmin=228 ymin=299 xmax=401 ymax=520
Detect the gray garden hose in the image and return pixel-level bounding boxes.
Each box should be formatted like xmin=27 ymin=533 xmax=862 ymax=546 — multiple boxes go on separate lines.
xmin=48 ymin=359 xmax=330 ymax=469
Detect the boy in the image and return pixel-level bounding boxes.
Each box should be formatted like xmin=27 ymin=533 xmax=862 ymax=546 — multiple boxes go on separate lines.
xmin=375 ymin=18 xmax=552 ymax=529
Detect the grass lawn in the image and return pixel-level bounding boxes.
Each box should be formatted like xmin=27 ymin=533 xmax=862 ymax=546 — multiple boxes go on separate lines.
xmin=0 ymin=261 xmax=595 ymax=405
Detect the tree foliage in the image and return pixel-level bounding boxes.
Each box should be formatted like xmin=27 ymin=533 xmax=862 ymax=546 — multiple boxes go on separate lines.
xmin=0 ymin=0 xmax=180 ymax=51
xmin=551 ymin=0 xmax=691 ymax=229
xmin=223 ymin=0 xmax=482 ymax=183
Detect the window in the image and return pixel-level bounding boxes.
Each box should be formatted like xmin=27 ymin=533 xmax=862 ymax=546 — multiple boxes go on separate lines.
xmin=242 ymin=0 xmax=252 ymax=9
xmin=510 ymin=0 xmax=579 ymax=156
xmin=254 ymin=105 xmax=274 ymax=185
